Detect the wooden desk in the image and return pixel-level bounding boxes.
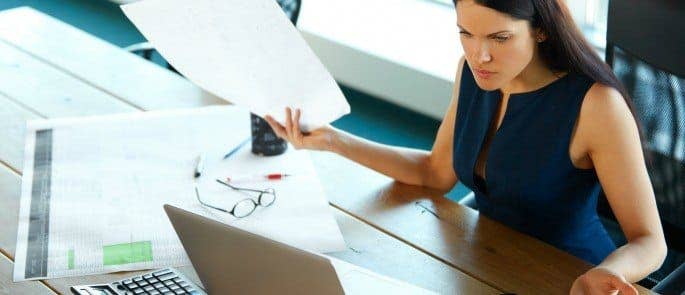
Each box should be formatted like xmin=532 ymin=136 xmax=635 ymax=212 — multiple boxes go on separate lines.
xmin=0 ymin=7 xmax=653 ymax=295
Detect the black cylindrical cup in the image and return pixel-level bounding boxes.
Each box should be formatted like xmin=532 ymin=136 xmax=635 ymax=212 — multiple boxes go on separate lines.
xmin=250 ymin=113 xmax=287 ymax=156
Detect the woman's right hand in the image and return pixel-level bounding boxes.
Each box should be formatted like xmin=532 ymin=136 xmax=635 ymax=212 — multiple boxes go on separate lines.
xmin=264 ymin=107 xmax=338 ymax=152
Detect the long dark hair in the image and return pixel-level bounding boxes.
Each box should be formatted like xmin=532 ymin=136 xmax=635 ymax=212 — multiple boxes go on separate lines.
xmin=454 ymin=0 xmax=646 ymax=153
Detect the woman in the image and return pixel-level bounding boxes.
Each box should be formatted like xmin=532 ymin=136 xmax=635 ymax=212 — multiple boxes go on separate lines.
xmin=265 ymin=0 xmax=666 ymax=293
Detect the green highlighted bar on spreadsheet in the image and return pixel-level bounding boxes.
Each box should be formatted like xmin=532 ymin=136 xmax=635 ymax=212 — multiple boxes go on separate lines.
xmin=103 ymin=241 xmax=153 ymax=266
xmin=68 ymin=249 xmax=74 ymax=270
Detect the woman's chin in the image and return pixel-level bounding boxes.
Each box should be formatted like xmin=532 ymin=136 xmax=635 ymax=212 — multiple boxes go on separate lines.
xmin=473 ymin=78 xmax=502 ymax=91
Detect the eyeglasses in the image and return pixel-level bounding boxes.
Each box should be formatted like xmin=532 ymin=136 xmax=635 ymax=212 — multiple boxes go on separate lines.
xmin=194 ymin=180 xmax=276 ymax=218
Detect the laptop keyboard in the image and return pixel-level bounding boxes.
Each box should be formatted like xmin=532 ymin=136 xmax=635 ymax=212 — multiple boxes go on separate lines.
xmin=114 ymin=268 xmax=202 ymax=295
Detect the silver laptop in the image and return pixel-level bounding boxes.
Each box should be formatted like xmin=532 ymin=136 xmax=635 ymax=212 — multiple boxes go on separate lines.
xmin=163 ymin=204 xmax=435 ymax=295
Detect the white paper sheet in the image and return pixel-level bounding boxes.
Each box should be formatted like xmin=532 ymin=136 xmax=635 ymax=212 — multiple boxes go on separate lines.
xmin=121 ymin=0 xmax=351 ymax=131
xmin=328 ymin=257 xmax=437 ymax=294
xmin=14 ymin=106 xmax=346 ymax=281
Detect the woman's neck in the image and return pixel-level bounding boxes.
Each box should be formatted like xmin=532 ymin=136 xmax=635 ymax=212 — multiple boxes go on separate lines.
xmin=500 ymin=56 xmax=562 ymax=96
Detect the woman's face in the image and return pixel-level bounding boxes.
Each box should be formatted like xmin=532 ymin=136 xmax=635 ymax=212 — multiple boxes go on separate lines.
xmin=456 ymin=0 xmax=540 ymax=91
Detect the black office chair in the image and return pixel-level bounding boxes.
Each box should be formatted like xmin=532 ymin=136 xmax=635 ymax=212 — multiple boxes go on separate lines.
xmin=125 ymin=0 xmax=302 ymax=72
xmin=597 ymin=0 xmax=685 ymax=293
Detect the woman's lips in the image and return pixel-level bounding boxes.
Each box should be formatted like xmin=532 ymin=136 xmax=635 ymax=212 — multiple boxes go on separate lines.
xmin=475 ymin=69 xmax=495 ymax=79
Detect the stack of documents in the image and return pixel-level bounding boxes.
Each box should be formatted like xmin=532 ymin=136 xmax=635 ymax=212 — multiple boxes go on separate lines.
xmin=14 ymin=106 xmax=346 ymax=281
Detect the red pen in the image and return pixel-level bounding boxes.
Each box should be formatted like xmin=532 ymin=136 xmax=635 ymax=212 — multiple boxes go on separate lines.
xmin=226 ymin=173 xmax=292 ymax=183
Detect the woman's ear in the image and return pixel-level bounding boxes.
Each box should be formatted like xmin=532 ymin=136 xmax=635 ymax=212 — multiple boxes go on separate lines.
xmin=534 ymin=28 xmax=547 ymax=43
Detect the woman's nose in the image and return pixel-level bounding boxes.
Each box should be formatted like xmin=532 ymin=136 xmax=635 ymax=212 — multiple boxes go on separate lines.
xmin=476 ymin=43 xmax=492 ymax=63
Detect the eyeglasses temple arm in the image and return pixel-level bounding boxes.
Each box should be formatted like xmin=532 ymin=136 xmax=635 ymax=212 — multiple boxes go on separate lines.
xmin=195 ymin=186 xmax=229 ymax=213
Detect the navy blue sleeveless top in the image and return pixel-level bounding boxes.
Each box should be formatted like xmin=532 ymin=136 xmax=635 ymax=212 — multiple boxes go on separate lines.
xmin=453 ymin=63 xmax=616 ymax=264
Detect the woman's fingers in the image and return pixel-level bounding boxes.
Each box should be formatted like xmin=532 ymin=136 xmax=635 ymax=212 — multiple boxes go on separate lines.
xmin=266 ymin=108 xmax=306 ymax=147
xmin=285 ymin=107 xmax=294 ymax=139
xmin=264 ymin=115 xmax=287 ymax=139
xmin=293 ymin=108 xmax=303 ymax=145
xmin=611 ymin=277 xmax=638 ymax=295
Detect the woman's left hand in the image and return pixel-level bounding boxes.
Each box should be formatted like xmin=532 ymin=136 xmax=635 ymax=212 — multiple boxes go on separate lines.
xmin=570 ymin=267 xmax=639 ymax=295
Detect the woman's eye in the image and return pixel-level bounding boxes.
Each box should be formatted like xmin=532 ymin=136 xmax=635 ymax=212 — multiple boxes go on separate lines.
xmin=459 ymin=32 xmax=472 ymax=37
xmin=493 ymin=36 xmax=510 ymax=42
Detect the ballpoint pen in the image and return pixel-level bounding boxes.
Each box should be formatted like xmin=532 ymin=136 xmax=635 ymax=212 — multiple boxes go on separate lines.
xmin=226 ymin=173 xmax=292 ymax=183
xmin=223 ymin=137 xmax=251 ymax=159
xmin=194 ymin=154 xmax=205 ymax=178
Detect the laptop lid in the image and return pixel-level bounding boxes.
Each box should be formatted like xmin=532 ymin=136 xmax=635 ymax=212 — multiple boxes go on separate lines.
xmin=163 ymin=204 xmax=345 ymax=294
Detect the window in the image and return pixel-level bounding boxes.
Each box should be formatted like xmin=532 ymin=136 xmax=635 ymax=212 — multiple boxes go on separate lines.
xmin=565 ymin=0 xmax=608 ymax=49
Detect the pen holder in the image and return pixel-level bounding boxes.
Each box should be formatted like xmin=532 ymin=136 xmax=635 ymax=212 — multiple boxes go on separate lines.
xmin=251 ymin=113 xmax=287 ymax=156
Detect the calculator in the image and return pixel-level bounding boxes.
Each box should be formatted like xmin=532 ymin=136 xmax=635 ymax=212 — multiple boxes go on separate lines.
xmin=70 ymin=268 xmax=206 ymax=295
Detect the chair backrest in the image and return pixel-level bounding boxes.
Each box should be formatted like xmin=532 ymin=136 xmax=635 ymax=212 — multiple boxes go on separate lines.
xmin=601 ymin=0 xmax=685 ymax=253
